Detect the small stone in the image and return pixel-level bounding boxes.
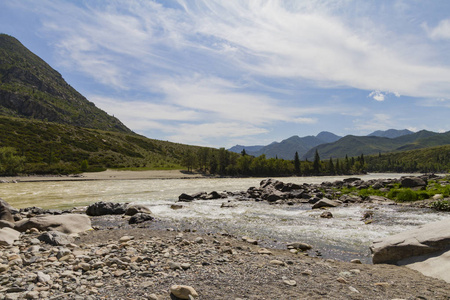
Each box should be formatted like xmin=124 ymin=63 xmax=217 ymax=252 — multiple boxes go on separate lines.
xmin=242 ymin=236 xmax=258 ymax=245
xmin=320 ymin=211 xmax=333 ymax=218
xmin=170 ymin=285 xmax=199 ymax=299
xmin=114 ymin=270 xmax=127 ymax=277
xmin=301 ymin=269 xmax=312 ymax=276
xmin=348 ymin=286 xmax=360 ymax=293
xmin=0 ymin=263 xmax=9 ymax=272
xmin=283 ymin=280 xmax=297 ymax=286
xmin=169 ymin=261 xmax=182 ymax=270
xmin=374 ymin=282 xmax=390 ymax=287
xmin=350 ymin=259 xmax=362 ymax=264
xmin=36 ymin=271 xmax=51 ymax=284
xmin=287 ymin=242 xmax=312 ymax=251
xmin=24 ymin=291 xmax=40 ymax=299
xmin=181 ymin=263 xmax=191 ymax=270
xmin=269 ymin=260 xmax=285 ymax=266
xmin=257 ymin=248 xmax=273 ymax=255
xmin=337 ymin=277 xmax=348 ymax=284
xmin=119 ymin=236 xmax=134 ymax=243
xmin=194 ymin=237 xmax=204 ymax=244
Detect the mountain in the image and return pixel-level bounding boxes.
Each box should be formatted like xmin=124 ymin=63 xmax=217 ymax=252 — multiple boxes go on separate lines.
xmin=316 ymin=131 xmax=341 ymax=143
xmin=368 ymin=129 xmax=413 ymax=139
xmin=0 ymin=34 xmax=227 ymax=175
xmin=0 ymin=34 xmax=131 ymax=133
xmin=302 ymin=130 xmax=449 ymax=160
xmin=228 ymin=145 xmax=264 ymax=154
xmin=228 ymin=131 xmax=342 ymax=159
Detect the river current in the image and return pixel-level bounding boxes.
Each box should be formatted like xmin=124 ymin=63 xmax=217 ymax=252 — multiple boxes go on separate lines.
xmin=1 ymin=173 xmax=448 ymax=263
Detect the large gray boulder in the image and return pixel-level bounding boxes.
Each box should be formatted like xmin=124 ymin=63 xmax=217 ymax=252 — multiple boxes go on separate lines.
xmin=14 ymin=214 xmax=92 ymax=234
xmin=400 ymin=177 xmax=426 ymax=188
xmin=371 ymin=219 xmax=450 ymax=282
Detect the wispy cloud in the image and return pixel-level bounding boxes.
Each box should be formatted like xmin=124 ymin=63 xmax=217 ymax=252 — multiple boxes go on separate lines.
xmin=4 ymin=0 xmax=450 ymax=146
xmin=423 ymin=19 xmax=450 ymax=40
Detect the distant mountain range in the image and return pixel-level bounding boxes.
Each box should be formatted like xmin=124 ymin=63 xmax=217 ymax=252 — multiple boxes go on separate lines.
xmin=228 ymin=128 xmax=450 ymax=160
xmin=228 ymin=131 xmax=342 ymax=159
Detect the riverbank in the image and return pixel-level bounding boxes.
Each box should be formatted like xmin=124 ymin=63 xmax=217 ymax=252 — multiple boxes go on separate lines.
xmin=1 ymin=214 xmax=449 ymax=300
xmin=1 ymin=169 xmax=207 ymax=182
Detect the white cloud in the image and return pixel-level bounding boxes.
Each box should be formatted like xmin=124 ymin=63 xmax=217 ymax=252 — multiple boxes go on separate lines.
xmin=369 ymin=91 xmax=385 ymax=101
xmin=32 ymin=0 xmax=450 ymax=100
xmin=352 ymin=114 xmax=395 ymax=132
xmin=90 ymin=95 xmax=200 ymax=130
xmin=424 ymin=19 xmax=450 ymax=40
xmin=167 ymin=122 xmax=268 ymax=146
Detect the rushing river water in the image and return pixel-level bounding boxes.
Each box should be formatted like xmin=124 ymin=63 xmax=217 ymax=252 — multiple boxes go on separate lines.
xmin=1 ymin=173 xmax=448 ymax=263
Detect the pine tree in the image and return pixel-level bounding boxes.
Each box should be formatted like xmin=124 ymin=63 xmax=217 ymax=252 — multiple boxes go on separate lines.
xmin=313 ymin=150 xmax=321 ymax=174
xmin=294 ymin=151 xmax=301 ymax=175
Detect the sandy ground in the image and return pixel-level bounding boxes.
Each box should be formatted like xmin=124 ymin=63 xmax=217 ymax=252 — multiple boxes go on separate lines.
xmin=2 ymin=169 xmax=207 ymax=182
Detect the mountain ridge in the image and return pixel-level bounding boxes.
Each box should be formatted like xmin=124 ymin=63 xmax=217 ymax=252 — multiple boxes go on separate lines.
xmin=0 ymin=33 xmax=131 ymax=133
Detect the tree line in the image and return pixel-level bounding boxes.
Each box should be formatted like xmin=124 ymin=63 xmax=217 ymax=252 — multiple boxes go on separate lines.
xmin=182 ymin=148 xmax=367 ymax=177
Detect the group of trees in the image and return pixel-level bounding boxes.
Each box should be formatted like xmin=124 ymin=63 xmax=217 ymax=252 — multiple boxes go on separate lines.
xmin=181 ymin=148 xmax=367 ymax=177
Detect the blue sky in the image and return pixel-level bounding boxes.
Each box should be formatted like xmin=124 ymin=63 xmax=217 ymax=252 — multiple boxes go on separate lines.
xmin=1 ymin=0 xmax=450 ymax=148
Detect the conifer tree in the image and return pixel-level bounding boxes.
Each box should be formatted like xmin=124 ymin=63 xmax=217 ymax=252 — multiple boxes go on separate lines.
xmin=294 ymin=151 xmax=301 ymax=175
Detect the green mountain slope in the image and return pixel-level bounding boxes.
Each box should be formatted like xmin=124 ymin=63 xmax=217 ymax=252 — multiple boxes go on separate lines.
xmin=0 ymin=34 xmax=131 ymax=133
xmin=0 ymin=116 xmax=210 ymax=174
xmin=365 ymin=144 xmax=450 ymax=173
xmin=303 ymin=130 xmax=449 ymax=160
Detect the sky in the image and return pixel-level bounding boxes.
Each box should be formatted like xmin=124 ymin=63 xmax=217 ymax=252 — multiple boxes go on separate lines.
xmin=1 ymin=0 xmax=450 ymax=148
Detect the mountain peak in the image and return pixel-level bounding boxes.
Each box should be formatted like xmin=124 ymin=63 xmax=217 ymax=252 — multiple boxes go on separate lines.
xmin=367 ymin=129 xmax=413 ymax=139
xmin=0 ymin=34 xmax=132 ymax=133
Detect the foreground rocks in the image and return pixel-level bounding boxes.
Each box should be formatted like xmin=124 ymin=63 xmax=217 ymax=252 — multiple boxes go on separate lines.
xmin=0 ymin=215 xmax=449 ymax=300
xmin=371 ymin=218 xmax=450 ymax=283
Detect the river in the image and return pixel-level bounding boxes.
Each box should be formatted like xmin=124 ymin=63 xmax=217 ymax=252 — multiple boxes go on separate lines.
xmin=1 ymin=173 xmax=448 ymax=263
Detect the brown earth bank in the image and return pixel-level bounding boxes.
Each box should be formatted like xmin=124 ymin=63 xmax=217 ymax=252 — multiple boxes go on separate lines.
xmin=0 ymin=169 xmax=206 ymax=183
xmin=1 ymin=214 xmax=449 ymax=300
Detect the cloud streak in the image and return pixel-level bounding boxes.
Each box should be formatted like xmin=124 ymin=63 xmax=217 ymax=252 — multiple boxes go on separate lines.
xmin=4 ymin=0 xmax=450 ymax=146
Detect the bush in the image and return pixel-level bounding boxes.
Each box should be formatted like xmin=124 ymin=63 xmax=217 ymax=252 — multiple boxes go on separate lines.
xmin=387 ymin=188 xmax=421 ymax=202
xmin=0 ymin=147 xmax=25 ymax=175
xmin=431 ymin=200 xmax=450 ymax=211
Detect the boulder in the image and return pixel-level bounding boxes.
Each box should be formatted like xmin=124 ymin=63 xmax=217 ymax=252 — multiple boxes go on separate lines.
xmin=38 ymin=231 xmax=75 ymax=246
xmin=128 ymin=213 xmax=154 ymax=224
xmin=0 ymin=227 xmax=21 ymax=246
xmin=320 ymin=211 xmax=333 ymax=219
xmin=371 ymin=219 xmax=450 ymax=283
xmin=0 ymin=199 xmax=15 ymax=223
xmin=287 ymin=242 xmax=312 ymax=251
xmin=86 ymin=201 xmax=127 ymax=216
xmin=400 ymin=177 xmax=426 ymax=188
xmin=0 ymin=220 xmax=15 ymax=229
xmin=169 ymin=285 xmax=198 ymax=299
xmin=14 ymin=214 xmax=92 ymax=234
xmin=371 ymin=218 xmax=450 ymax=263
xmin=124 ymin=204 xmax=152 ymax=216
xmin=178 ymin=193 xmax=194 ymax=202
xmin=312 ymin=198 xmax=341 ymax=209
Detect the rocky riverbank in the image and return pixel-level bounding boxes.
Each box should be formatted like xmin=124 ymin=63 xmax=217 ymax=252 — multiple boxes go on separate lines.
xmin=0 ymin=214 xmax=449 ymax=300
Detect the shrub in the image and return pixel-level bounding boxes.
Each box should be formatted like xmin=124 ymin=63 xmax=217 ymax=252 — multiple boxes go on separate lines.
xmin=431 ymin=200 xmax=450 ymax=211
